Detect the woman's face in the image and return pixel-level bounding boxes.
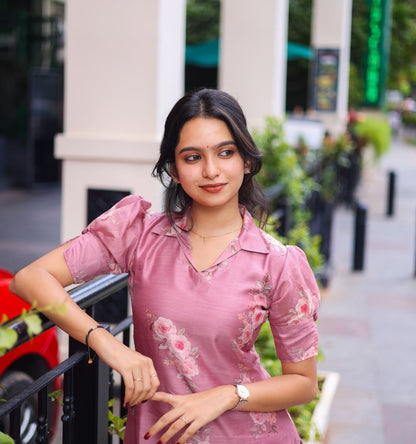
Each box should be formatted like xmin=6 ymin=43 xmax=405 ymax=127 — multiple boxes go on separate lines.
xmin=173 ymin=117 xmax=248 ymax=212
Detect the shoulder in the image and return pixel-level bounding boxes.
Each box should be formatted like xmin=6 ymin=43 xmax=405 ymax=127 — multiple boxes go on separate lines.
xmin=86 ymin=195 xmax=164 ymax=235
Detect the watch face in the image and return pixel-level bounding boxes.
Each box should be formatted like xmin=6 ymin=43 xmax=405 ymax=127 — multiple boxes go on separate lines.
xmin=237 ymin=384 xmax=250 ymax=400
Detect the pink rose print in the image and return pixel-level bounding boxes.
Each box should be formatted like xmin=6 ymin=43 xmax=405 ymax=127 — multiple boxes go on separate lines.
xmin=168 ymin=334 xmax=191 ymax=360
xmin=178 ymin=356 xmax=199 ymax=378
xmin=249 ymin=411 xmax=278 ymax=437
xmin=240 ymin=324 xmax=254 ymax=344
xmin=148 ymin=312 xmax=200 ymax=388
xmin=234 ymin=275 xmax=273 ymax=350
xmin=288 ymin=288 xmax=320 ymax=325
xmin=153 ymin=317 xmax=177 ymax=340
xmin=291 ymin=342 xmax=319 ymax=361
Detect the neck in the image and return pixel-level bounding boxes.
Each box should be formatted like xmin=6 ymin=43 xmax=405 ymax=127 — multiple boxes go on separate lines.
xmin=189 ymin=202 xmax=242 ymax=235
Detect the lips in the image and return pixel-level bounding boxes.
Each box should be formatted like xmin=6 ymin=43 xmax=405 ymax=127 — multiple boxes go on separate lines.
xmin=200 ymin=183 xmax=226 ymax=193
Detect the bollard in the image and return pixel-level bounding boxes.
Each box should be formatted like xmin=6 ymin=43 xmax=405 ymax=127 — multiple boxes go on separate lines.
xmin=414 ymin=209 xmax=416 ymax=278
xmin=386 ymin=170 xmax=396 ymax=217
xmin=353 ymin=202 xmax=367 ymax=271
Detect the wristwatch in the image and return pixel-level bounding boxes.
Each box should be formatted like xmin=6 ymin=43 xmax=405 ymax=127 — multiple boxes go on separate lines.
xmin=233 ymin=384 xmax=250 ymax=410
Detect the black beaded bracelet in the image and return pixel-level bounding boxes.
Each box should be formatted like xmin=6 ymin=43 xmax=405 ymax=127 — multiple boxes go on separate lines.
xmin=85 ymin=325 xmax=105 ymax=364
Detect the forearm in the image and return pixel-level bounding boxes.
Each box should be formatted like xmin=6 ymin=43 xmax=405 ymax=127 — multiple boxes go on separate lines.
xmin=235 ymin=372 xmax=318 ymax=412
xmin=10 ymin=262 xmax=94 ymax=344
xmin=223 ymin=357 xmax=318 ymax=413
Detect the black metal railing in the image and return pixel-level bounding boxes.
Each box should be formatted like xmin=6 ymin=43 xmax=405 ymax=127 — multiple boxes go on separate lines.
xmin=0 ymin=273 xmax=131 ymax=444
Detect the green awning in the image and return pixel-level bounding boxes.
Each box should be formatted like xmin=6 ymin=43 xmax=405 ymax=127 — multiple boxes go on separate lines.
xmin=287 ymin=41 xmax=315 ymax=60
xmin=185 ymin=39 xmax=314 ymax=67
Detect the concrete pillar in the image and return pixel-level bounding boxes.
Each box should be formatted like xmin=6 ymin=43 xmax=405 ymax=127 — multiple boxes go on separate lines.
xmin=219 ymin=0 xmax=289 ymax=129
xmin=311 ymin=0 xmax=352 ymax=134
xmin=55 ymin=0 xmax=186 ymax=241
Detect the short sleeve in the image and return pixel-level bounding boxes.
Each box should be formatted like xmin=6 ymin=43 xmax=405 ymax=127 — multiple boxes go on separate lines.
xmin=64 ymin=195 xmax=152 ymax=284
xmin=268 ymin=246 xmax=320 ymax=363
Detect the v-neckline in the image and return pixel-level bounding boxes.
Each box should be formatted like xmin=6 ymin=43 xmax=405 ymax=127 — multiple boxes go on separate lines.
xmin=181 ymin=231 xmax=240 ymax=273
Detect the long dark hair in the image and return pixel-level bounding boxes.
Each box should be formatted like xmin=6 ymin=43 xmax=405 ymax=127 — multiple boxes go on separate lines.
xmin=152 ymin=88 xmax=269 ymax=227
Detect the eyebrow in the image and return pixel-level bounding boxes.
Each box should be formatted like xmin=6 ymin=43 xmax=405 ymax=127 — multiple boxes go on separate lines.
xmin=178 ymin=140 xmax=237 ymax=154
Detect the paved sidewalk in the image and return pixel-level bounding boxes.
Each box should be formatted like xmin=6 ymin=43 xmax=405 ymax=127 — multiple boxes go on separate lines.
xmin=318 ymin=137 xmax=416 ymax=444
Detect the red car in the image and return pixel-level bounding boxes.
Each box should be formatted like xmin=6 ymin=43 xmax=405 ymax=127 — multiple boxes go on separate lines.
xmin=0 ymin=268 xmax=60 ymax=444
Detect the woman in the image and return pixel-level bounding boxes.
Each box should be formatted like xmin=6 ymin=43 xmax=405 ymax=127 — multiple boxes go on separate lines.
xmin=10 ymin=89 xmax=320 ymax=443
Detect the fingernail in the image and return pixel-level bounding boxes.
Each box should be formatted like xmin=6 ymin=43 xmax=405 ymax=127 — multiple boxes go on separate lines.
xmin=144 ymin=432 xmax=151 ymax=440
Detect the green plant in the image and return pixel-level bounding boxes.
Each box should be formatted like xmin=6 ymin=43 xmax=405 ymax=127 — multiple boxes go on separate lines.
xmin=108 ymin=399 xmax=127 ymax=440
xmin=0 ymin=431 xmax=15 ymax=444
xmin=353 ymin=115 xmax=391 ymax=159
xmin=254 ymin=116 xmax=316 ymax=224
xmin=401 ymin=111 xmax=416 ymax=128
xmin=314 ymin=132 xmax=355 ymax=203
xmin=253 ymin=116 xmax=324 ymax=273
xmin=0 ymin=302 xmax=66 ymax=358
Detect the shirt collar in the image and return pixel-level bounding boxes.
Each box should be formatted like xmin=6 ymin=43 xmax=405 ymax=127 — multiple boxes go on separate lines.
xmin=152 ymin=206 xmax=269 ymax=255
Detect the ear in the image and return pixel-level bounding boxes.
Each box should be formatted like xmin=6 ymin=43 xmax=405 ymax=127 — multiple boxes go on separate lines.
xmin=244 ymin=159 xmax=251 ymax=174
xmin=169 ymin=164 xmax=180 ymax=183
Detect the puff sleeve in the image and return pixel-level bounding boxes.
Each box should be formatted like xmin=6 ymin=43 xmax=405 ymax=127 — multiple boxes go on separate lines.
xmin=268 ymin=245 xmax=320 ymax=363
xmin=64 ymin=195 xmax=152 ymax=284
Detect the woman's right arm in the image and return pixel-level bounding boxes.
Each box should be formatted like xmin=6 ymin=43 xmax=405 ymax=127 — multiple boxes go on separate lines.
xmin=9 ymin=242 xmax=159 ymax=406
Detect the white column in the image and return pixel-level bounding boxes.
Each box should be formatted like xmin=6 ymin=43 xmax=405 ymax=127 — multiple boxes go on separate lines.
xmin=311 ymin=0 xmax=352 ymax=133
xmin=55 ymin=0 xmax=186 ymax=240
xmin=219 ymin=0 xmax=289 ymax=129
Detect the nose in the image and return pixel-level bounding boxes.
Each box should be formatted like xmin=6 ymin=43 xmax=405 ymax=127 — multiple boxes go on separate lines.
xmin=202 ymin=156 xmax=220 ymax=179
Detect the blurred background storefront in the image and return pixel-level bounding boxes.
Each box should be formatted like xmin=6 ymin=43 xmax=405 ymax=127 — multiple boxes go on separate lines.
xmin=0 ymin=0 xmax=64 ymax=188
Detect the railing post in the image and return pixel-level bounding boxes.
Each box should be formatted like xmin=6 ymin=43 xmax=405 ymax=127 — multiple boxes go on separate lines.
xmin=69 ymin=333 xmax=110 ymax=444
xmin=353 ymin=202 xmax=367 ymax=271
xmin=62 ymin=367 xmax=75 ymax=444
xmin=36 ymin=387 xmax=50 ymax=443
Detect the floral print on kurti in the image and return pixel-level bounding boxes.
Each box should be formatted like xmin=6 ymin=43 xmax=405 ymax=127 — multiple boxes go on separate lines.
xmin=147 ymin=312 xmax=200 ymax=390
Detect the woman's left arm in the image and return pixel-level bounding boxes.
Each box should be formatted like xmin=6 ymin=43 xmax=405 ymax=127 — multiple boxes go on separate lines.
xmin=145 ymin=356 xmax=317 ymax=443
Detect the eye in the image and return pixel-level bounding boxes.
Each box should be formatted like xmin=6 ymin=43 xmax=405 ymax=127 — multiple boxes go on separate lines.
xmin=184 ymin=154 xmax=201 ymax=162
xmin=218 ymin=148 xmax=235 ymax=158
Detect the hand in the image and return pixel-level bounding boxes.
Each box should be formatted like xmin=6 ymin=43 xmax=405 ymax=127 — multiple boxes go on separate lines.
xmin=144 ymin=385 xmax=237 ymax=443
xmin=94 ymin=334 xmax=160 ymax=407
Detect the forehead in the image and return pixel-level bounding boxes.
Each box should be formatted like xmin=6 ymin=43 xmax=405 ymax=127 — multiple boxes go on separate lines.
xmin=177 ymin=117 xmax=234 ymax=147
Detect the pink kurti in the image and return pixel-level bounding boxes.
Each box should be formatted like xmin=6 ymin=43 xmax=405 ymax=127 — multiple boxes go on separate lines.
xmin=64 ymin=196 xmax=320 ymax=443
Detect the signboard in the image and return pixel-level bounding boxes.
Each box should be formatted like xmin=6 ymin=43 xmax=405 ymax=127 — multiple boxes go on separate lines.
xmin=312 ymin=48 xmax=339 ymax=112
xmin=363 ymin=0 xmax=392 ymax=106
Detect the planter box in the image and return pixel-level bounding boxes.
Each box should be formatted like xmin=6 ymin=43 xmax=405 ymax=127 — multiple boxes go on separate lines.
xmin=306 ymin=371 xmax=340 ymax=444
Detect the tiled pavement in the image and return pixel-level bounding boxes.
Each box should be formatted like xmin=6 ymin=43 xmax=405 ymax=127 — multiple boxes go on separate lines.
xmin=1 ymin=136 xmax=416 ymax=443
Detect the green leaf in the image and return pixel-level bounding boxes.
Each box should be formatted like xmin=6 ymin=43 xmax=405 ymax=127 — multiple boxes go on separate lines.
xmin=0 ymin=327 xmax=18 ymax=357
xmin=0 ymin=431 xmax=15 ymax=444
xmin=24 ymin=314 xmax=43 ymax=337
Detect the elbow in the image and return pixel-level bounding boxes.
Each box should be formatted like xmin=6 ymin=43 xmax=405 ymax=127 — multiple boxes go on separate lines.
xmin=9 ymin=271 xmax=24 ymax=296
xmin=9 ymin=276 xmax=17 ymax=295
xmin=9 ymin=267 xmax=31 ymax=301
xmin=304 ymin=377 xmax=319 ymax=404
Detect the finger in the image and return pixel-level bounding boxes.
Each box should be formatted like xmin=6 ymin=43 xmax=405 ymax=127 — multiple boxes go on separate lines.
xmin=123 ymin=374 xmax=144 ymax=407
xmin=144 ymin=407 xmax=186 ymax=441
xmin=151 ymin=414 xmax=190 ymax=443
xmin=176 ymin=420 xmax=201 ymax=444
xmin=123 ymin=374 xmax=138 ymax=407
xmin=150 ymin=391 xmax=175 ymax=405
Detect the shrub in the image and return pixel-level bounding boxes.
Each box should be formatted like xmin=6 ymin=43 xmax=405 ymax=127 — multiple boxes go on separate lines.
xmin=353 ymin=115 xmax=391 ymax=159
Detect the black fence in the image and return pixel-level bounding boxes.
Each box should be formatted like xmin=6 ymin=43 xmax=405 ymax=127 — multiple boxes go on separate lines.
xmin=0 ymin=273 xmax=130 ymax=444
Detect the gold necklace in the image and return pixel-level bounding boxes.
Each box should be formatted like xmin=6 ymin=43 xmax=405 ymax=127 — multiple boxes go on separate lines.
xmin=190 ymin=226 xmax=242 ymax=243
